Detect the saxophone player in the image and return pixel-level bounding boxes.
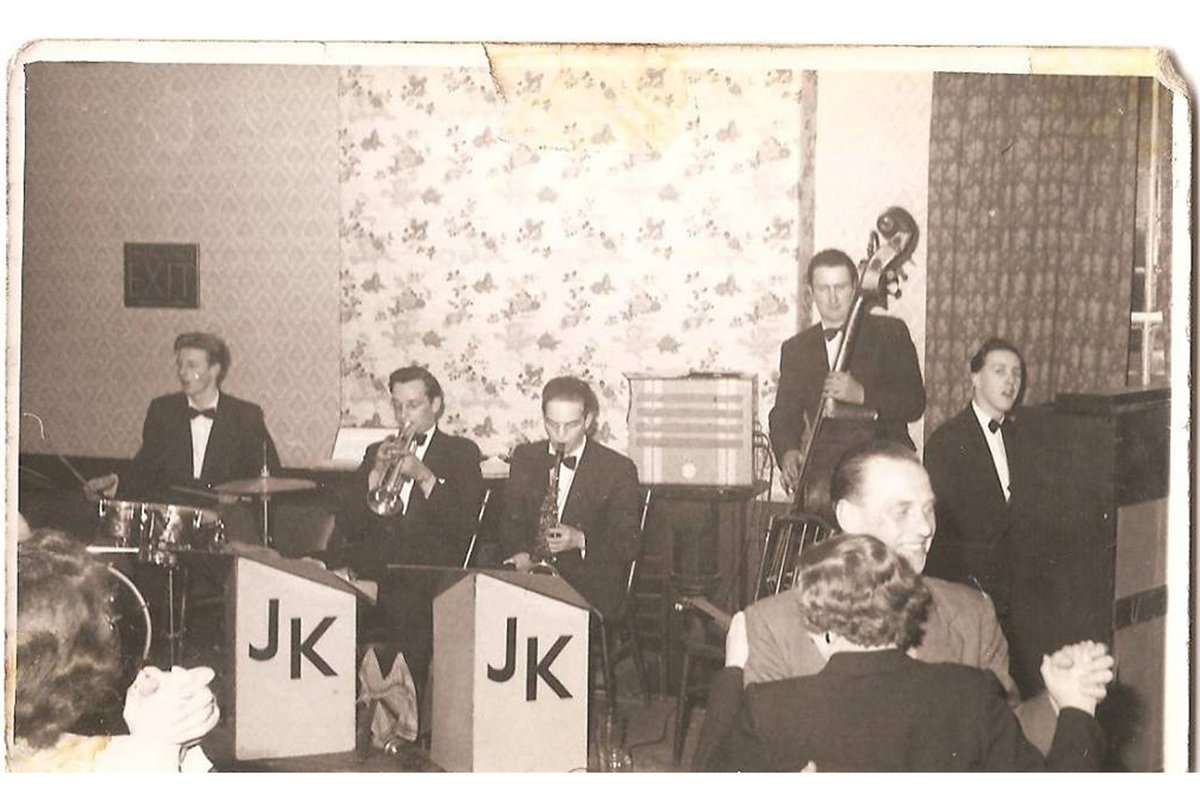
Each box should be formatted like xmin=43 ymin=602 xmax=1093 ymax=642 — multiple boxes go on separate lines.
xmin=500 ymin=376 xmax=641 ymax=620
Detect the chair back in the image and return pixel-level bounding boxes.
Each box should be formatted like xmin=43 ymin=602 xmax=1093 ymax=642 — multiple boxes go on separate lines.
xmin=753 ymin=511 xmax=834 ymax=601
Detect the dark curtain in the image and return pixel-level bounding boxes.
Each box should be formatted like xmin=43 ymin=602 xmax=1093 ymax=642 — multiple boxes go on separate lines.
xmin=924 ymin=74 xmax=1140 ymax=434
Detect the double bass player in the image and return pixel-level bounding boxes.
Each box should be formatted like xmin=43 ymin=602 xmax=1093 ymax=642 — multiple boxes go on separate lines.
xmin=768 ymin=247 xmax=925 ymax=497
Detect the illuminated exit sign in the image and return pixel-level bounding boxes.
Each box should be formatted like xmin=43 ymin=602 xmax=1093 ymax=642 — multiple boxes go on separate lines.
xmin=124 ymin=242 xmax=199 ymax=308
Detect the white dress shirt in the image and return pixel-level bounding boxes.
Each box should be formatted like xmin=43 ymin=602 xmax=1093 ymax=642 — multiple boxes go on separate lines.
xmin=823 ymin=328 xmax=843 ymax=370
xmin=550 ymin=438 xmax=586 ymax=555
xmin=399 ymin=424 xmax=437 ymax=515
xmin=971 ymin=401 xmax=1011 ymax=503
xmin=187 ymin=392 xmax=219 ymax=479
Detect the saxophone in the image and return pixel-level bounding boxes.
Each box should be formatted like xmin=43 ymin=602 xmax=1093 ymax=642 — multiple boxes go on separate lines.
xmin=529 ymin=444 xmax=565 ymax=576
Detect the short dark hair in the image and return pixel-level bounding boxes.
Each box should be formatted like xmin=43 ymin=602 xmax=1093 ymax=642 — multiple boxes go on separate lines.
xmin=542 ymin=376 xmax=599 ymax=433
xmin=969 ymin=337 xmax=1024 ymax=375
xmin=805 ymin=248 xmax=857 ymax=287
xmin=797 ymin=533 xmax=931 ymax=650
xmin=388 ymin=365 xmax=444 ymax=404
xmin=15 ymin=530 xmax=124 ymax=748
xmin=830 ymin=439 xmax=922 ymax=505
xmin=174 ymin=332 xmax=231 ymax=385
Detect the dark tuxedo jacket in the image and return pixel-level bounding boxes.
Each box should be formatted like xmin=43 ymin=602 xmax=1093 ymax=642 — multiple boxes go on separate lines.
xmin=923 ymin=405 xmax=1031 ymax=615
xmin=693 ymin=577 xmax=1057 ymax=770
xmin=121 ymin=392 xmax=280 ymax=500
xmin=728 ymin=649 xmax=1103 ymax=772
xmin=331 ymin=429 xmax=484 ymax=580
xmin=768 ymin=314 xmax=925 ymax=458
xmin=499 ymin=439 xmax=641 ymax=620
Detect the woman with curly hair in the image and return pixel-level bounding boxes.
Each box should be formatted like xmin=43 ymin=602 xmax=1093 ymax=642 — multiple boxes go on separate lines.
xmin=729 ymin=534 xmax=1112 ymax=771
xmin=10 ymin=529 xmax=219 ymax=772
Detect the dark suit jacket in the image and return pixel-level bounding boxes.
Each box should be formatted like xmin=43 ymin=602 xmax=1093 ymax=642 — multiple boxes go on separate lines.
xmin=693 ymin=576 xmax=1057 ymax=770
xmin=499 ymin=439 xmax=640 ymax=620
xmin=768 ymin=314 xmax=925 ymax=459
xmin=121 ymin=392 xmax=280 ymax=500
xmin=331 ymin=429 xmax=484 ymax=580
xmin=728 ymin=649 xmax=1103 ymax=772
xmin=923 ymin=405 xmax=1031 ymax=615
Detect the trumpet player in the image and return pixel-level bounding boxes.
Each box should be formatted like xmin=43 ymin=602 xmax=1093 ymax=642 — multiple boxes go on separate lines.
xmin=330 ymin=365 xmax=483 ymax=580
xmin=499 ymin=376 xmax=640 ymax=620
xmin=327 ymin=366 xmax=483 ymax=702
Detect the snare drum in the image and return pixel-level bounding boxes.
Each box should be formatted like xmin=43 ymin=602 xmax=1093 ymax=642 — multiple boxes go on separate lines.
xmin=95 ymin=499 xmax=154 ymax=553
xmin=142 ymin=503 xmax=225 ymax=565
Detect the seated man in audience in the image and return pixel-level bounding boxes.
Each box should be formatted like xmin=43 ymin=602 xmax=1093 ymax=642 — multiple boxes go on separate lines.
xmin=499 ymin=376 xmax=641 ymax=621
xmin=12 ymin=529 xmax=220 ymax=772
xmin=326 ymin=365 xmax=484 ymax=692
xmin=695 ymin=440 xmax=1091 ymax=769
xmin=84 ymin=331 xmax=280 ymax=504
xmin=727 ymin=534 xmax=1112 ymax=771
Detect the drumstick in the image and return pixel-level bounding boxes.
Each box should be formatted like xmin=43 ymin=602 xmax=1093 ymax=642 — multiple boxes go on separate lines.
xmin=21 ymin=412 xmax=90 ymax=487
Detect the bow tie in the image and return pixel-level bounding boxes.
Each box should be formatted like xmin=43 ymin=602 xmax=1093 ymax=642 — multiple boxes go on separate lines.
xmin=412 ymin=432 xmax=429 ymax=448
xmin=187 ymin=406 xmax=217 ymax=420
xmin=988 ymin=418 xmax=1004 ymax=434
xmin=823 ymin=327 xmax=841 ymax=342
xmin=560 ymin=455 xmax=578 ymax=471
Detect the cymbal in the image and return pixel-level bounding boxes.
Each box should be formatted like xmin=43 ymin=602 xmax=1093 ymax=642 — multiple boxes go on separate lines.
xmin=214 ymin=476 xmax=318 ymax=496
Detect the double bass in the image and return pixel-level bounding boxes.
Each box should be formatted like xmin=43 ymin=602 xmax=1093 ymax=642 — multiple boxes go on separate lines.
xmin=754 ymin=206 xmax=919 ymax=599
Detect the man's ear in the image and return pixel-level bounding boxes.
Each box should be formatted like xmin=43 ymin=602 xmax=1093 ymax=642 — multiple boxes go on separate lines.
xmin=834 ymin=498 xmax=859 ymax=533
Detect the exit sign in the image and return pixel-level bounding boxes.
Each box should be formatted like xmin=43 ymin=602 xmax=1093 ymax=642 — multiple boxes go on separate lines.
xmin=124 ymin=243 xmax=199 ymax=308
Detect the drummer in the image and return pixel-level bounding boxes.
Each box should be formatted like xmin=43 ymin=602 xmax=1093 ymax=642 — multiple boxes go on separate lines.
xmin=84 ymin=332 xmax=281 ymax=518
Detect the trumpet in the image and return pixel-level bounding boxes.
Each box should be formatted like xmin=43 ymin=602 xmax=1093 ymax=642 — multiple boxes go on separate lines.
xmin=366 ymin=421 xmax=419 ymax=517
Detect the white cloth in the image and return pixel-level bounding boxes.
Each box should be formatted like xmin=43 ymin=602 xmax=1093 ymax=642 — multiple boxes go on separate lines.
xmin=399 ymin=424 xmax=436 ymax=515
xmin=972 ymin=401 xmax=1011 ymax=502
xmin=187 ymin=391 xmax=220 ymax=478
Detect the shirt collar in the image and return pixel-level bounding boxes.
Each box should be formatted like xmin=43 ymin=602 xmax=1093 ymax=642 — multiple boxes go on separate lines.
xmin=187 ymin=391 xmax=220 ymax=412
xmin=971 ymin=400 xmax=1004 ymax=434
xmin=549 ymin=436 xmax=587 ymax=466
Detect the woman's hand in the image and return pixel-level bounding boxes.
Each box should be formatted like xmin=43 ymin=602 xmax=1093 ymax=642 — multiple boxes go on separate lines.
xmin=1041 ymin=641 xmax=1115 ymax=716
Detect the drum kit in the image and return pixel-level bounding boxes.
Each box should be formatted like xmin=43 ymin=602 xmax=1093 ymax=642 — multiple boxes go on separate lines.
xmin=88 ymin=472 xmax=317 ymax=667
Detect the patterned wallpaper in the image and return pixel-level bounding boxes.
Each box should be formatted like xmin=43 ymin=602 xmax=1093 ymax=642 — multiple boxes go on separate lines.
xmin=338 ymin=64 xmax=816 ymax=458
xmin=19 ymin=63 xmax=342 ymax=466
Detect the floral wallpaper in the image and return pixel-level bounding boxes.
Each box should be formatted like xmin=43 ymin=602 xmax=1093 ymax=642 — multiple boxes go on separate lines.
xmin=338 ymin=63 xmax=815 ymax=459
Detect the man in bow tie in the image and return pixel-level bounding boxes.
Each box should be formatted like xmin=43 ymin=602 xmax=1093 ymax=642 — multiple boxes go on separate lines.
xmin=694 ymin=439 xmax=1111 ymax=770
xmin=923 ymin=337 xmax=1034 ymax=688
xmin=83 ymin=332 xmax=279 ymax=502
xmin=499 ymin=376 xmax=640 ymax=620
xmin=331 ymin=365 xmax=484 ymax=579
xmin=768 ymin=249 xmax=925 ymax=493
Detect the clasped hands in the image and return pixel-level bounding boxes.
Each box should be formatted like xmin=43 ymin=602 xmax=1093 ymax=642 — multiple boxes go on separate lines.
xmin=1041 ymin=640 xmax=1115 ymax=716
xmin=123 ymin=665 xmax=220 ymax=747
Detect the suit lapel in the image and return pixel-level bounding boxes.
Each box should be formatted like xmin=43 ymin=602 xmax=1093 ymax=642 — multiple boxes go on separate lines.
xmin=916 ymin=580 xmax=966 ymax=662
xmin=165 ymin=394 xmax=197 ymax=482
xmin=201 ymin=397 xmax=235 ymax=482
xmin=404 ymin=431 xmax=445 ymax=519
xmin=560 ymin=440 xmax=595 ymax=526
xmin=963 ymin=407 xmax=1008 ymax=510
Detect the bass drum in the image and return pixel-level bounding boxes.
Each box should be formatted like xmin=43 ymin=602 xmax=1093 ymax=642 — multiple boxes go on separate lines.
xmin=106 ymin=563 xmax=153 ymax=685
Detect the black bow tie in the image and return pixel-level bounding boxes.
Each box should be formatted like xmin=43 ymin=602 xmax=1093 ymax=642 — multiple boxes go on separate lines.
xmin=988 ymin=419 xmax=1003 ymax=434
xmin=823 ymin=327 xmax=841 ymax=342
xmin=560 ymin=455 xmax=578 ymax=471
xmin=413 ymin=432 xmax=429 ymax=448
xmin=187 ymin=406 xmax=217 ymax=420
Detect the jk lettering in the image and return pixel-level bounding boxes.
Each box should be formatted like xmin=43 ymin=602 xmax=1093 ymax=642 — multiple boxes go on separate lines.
xmin=248 ymin=598 xmax=337 ymax=679
xmin=486 ymin=616 xmax=573 ymax=701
